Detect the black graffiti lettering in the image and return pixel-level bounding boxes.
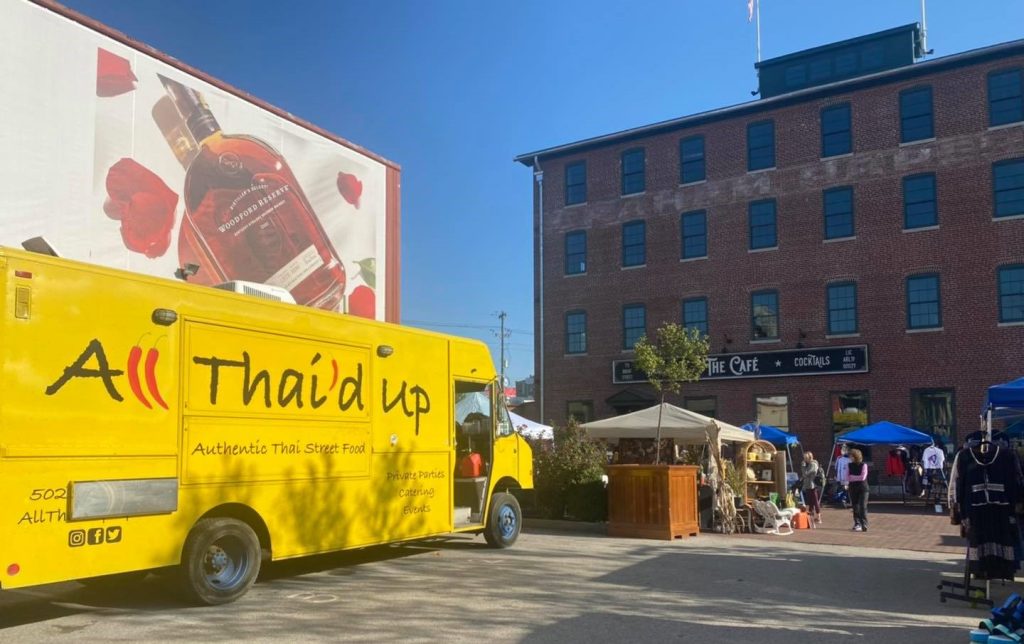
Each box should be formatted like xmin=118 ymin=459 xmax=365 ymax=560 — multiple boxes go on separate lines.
xmin=192 ymin=355 xmax=246 ymax=405
xmin=45 ymin=338 xmax=125 ymax=401
xmin=410 ymin=385 xmax=430 ymax=435
xmin=243 ymin=352 xmax=272 ymax=408
xmin=381 ymin=379 xmax=431 ymax=435
xmin=309 ymin=353 xmax=328 ymax=408
xmin=339 ymin=363 xmax=364 ymax=411
xmin=278 ymin=369 xmax=304 ymax=408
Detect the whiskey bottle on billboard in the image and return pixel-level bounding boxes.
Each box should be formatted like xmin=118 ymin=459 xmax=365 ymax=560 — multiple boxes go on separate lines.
xmin=159 ymin=76 xmax=346 ymax=310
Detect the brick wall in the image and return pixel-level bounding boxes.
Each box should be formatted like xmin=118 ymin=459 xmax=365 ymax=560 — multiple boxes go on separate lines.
xmin=532 ymin=52 xmax=1024 ymax=459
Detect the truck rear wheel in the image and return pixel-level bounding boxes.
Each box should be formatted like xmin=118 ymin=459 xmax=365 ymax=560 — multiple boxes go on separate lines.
xmin=180 ymin=518 xmax=261 ymax=605
xmin=483 ymin=492 xmax=522 ymax=548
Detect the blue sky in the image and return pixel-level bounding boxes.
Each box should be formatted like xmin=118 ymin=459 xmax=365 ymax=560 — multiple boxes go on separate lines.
xmin=62 ymin=0 xmax=1023 ymax=385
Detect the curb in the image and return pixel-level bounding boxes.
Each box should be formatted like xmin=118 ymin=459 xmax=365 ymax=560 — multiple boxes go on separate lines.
xmin=523 ymin=518 xmax=607 ymax=535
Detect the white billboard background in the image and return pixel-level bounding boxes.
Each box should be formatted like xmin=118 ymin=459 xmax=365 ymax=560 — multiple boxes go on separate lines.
xmin=0 ymin=1 xmax=387 ymax=319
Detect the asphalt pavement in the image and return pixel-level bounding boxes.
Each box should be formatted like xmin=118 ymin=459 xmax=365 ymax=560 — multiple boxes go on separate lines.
xmin=0 ymin=524 xmax=995 ymax=643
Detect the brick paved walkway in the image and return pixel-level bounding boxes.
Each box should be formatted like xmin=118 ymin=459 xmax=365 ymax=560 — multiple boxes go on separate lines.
xmin=730 ymin=499 xmax=965 ymax=554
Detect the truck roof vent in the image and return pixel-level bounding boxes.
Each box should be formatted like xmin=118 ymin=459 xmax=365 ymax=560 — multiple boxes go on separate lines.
xmin=211 ymin=281 xmax=297 ymax=304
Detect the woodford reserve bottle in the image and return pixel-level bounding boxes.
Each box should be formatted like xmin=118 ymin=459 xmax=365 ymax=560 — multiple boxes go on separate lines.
xmin=159 ymin=76 xmax=345 ymax=310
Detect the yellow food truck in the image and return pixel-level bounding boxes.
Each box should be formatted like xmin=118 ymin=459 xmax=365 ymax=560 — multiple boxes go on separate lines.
xmin=0 ymin=248 xmax=533 ymax=604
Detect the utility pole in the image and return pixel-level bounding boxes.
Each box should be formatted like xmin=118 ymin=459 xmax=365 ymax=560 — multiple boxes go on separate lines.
xmin=493 ymin=311 xmax=511 ymax=387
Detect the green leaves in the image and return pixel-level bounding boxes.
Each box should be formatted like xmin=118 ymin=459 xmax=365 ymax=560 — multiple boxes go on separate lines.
xmin=633 ymin=323 xmax=710 ymax=395
xmin=355 ymin=257 xmax=376 ymax=289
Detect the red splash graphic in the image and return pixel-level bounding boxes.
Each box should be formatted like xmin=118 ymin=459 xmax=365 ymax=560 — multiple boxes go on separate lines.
xmin=105 ymin=159 xmax=178 ymax=258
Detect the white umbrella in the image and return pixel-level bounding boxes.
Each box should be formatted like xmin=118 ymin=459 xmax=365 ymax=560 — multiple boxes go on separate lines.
xmin=509 ymin=411 xmax=553 ymax=440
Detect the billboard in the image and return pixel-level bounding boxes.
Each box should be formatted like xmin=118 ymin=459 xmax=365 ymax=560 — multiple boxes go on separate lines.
xmin=0 ymin=0 xmax=400 ymax=321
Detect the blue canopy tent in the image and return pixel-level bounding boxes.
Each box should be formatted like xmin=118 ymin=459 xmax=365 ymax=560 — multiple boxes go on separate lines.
xmin=835 ymin=421 xmax=933 ymax=446
xmin=983 ymin=377 xmax=1024 ymax=439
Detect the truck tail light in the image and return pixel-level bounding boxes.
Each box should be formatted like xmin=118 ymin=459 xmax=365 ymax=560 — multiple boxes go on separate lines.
xmin=7 ymin=563 xmax=19 ymax=576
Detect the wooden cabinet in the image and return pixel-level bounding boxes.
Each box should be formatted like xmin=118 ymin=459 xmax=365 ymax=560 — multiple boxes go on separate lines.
xmin=739 ymin=440 xmax=787 ymax=504
xmin=606 ymin=465 xmax=699 ymax=540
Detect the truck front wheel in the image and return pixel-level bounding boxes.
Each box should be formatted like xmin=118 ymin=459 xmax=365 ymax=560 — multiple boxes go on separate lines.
xmin=483 ymin=492 xmax=522 ymax=548
xmin=180 ymin=518 xmax=261 ymax=605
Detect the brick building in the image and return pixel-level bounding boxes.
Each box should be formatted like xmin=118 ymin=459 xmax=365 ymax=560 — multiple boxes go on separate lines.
xmin=515 ymin=25 xmax=1024 ymax=459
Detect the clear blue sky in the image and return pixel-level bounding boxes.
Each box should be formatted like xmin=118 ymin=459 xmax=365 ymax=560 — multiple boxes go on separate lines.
xmin=61 ymin=0 xmax=1023 ymax=385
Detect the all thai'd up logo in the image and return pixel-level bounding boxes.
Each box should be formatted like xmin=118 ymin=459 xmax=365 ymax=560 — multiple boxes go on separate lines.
xmin=45 ymin=337 xmax=168 ymax=410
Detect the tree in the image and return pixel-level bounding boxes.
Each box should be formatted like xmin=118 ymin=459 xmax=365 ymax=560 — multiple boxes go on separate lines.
xmin=633 ymin=323 xmax=710 ymax=464
xmin=531 ymin=418 xmax=607 ymax=519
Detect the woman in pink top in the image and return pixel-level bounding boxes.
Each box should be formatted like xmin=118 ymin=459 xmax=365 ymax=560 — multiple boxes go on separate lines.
xmin=848 ymin=448 xmax=869 ymax=531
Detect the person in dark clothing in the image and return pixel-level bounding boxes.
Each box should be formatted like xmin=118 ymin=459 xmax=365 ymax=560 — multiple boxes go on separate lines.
xmin=848 ymin=448 xmax=869 ymax=531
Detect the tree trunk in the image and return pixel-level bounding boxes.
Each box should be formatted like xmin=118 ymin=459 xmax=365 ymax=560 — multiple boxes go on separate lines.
xmin=654 ymin=392 xmax=666 ymax=464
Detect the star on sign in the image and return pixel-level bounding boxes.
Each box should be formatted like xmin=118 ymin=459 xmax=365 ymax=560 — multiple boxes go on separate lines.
xmin=775 ymin=360 xmax=782 ymax=367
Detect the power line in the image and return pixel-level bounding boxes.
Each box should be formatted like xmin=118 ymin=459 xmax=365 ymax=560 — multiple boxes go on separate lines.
xmin=404 ymin=319 xmax=533 ymax=336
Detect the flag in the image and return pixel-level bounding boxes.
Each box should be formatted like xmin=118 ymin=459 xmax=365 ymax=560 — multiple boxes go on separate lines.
xmin=748 ymin=0 xmax=754 ymax=22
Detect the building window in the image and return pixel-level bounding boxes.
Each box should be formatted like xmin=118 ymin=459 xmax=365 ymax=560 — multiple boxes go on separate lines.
xmin=684 ymin=397 xmax=717 ymax=419
xmin=747 ymin=120 xmax=775 ymax=171
xmin=755 ymin=394 xmax=789 ymax=431
xmin=565 ymin=230 xmax=587 ymax=275
xmin=565 ymin=310 xmax=587 ymax=354
xmin=682 ymin=297 xmax=708 ymax=337
xmin=903 ymin=174 xmax=937 ymax=229
xmin=823 ymin=187 xmax=854 ymax=239
xmin=906 ymin=274 xmax=941 ymax=330
xmin=912 ymin=389 xmax=955 ymax=447
xmin=749 ymin=199 xmax=777 ymax=250
xmin=994 ymin=159 xmax=1024 ymax=218
xmin=751 ymin=290 xmax=779 ymax=340
xmin=900 ymin=86 xmax=934 ymax=142
xmin=821 ymin=103 xmax=851 ymax=157
xmin=827 ymin=282 xmax=858 ymax=335
xmin=681 ymin=210 xmax=707 ymax=259
xmin=623 ymin=304 xmax=646 ymax=350
xmin=565 ymin=161 xmax=586 ymax=206
xmin=622 ymin=220 xmax=646 ymax=267
xmin=567 ymin=400 xmax=594 ymax=424
xmin=831 ymin=391 xmax=869 ymax=457
xmin=999 ymin=264 xmax=1024 ymax=323
xmin=680 ymin=135 xmax=705 ymax=184
xmin=989 ymin=68 xmax=1023 ymax=127
xmin=621 ymin=148 xmax=645 ymax=195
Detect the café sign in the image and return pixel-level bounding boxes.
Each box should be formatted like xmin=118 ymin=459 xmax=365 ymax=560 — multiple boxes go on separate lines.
xmin=612 ymin=345 xmax=869 ymax=384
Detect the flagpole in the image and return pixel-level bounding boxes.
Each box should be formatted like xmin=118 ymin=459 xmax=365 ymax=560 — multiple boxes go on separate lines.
xmin=755 ymin=0 xmax=762 ymax=64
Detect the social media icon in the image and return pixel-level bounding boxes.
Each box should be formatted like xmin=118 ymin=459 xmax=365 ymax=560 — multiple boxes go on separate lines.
xmin=68 ymin=530 xmax=86 ymax=547
xmin=87 ymin=528 xmax=105 ymax=545
xmin=105 ymin=527 xmax=122 ymax=543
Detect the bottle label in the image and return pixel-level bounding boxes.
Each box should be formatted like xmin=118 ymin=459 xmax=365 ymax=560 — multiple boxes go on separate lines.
xmin=265 ymin=244 xmax=323 ymax=291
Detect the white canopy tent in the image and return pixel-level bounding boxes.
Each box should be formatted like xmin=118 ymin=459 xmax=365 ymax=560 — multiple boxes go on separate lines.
xmin=581 ymin=403 xmax=752 ymax=444
xmin=510 ymin=411 xmax=553 ymax=441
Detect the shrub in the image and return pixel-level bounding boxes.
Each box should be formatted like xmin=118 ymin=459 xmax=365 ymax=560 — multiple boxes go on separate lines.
xmin=532 ymin=418 xmax=607 ymax=520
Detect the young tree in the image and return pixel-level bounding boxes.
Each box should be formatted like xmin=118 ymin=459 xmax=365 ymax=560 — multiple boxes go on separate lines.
xmin=633 ymin=322 xmax=710 ymax=464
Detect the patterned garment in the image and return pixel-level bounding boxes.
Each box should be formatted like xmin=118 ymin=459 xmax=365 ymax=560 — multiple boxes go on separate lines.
xmin=954 ymin=445 xmax=1021 ymax=580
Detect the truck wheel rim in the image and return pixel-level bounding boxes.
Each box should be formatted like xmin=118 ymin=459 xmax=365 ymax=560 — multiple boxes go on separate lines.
xmin=498 ymin=504 xmax=517 ymax=539
xmin=203 ymin=536 xmax=248 ymax=589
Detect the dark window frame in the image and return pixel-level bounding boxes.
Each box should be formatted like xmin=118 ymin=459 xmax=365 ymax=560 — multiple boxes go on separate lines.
xmin=679 ymin=135 xmax=706 ymax=184
xmin=683 ymin=396 xmax=718 ymax=419
xmin=564 ymin=160 xmax=587 ymax=206
xmin=565 ymin=310 xmax=587 ymax=354
xmin=749 ymin=199 xmax=778 ymax=250
xmin=899 ymin=86 xmax=934 ymax=143
xmin=564 ymin=230 xmax=587 ymax=275
xmin=911 ymin=388 xmax=956 ymax=447
xmin=994 ymin=158 xmax=1024 ymax=219
xmin=820 ymin=103 xmax=851 ymax=157
xmin=621 ymin=148 xmax=646 ymax=195
xmin=621 ymin=220 xmax=646 ymax=267
xmin=682 ymin=296 xmax=709 ymax=337
xmin=827 ymin=281 xmax=858 ymax=335
xmin=989 ymin=67 xmax=1024 ymax=127
xmin=566 ymin=400 xmax=594 ymax=424
xmin=998 ymin=264 xmax=1024 ymax=323
xmin=747 ymin=120 xmax=776 ymax=171
xmin=681 ymin=210 xmax=707 ymax=259
xmin=903 ymin=173 xmax=938 ymax=229
xmin=751 ymin=289 xmax=780 ymax=340
xmin=622 ymin=303 xmax=646 ymax=350
xmin=906 ymin=273 xmax=942 ymax=330
xmin=823 ymin=186 xmax=855 ymax=240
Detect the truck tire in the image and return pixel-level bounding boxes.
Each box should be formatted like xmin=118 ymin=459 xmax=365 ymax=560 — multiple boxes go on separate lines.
xmin=179 ymin=518 xmax=261 ymax=605
xmin=483 ymin=492 xmax=522 ymax=548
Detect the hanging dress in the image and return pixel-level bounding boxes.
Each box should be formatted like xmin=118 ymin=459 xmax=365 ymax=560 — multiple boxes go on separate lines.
xmin=954 ymin=444 xmax=1020 ymax=580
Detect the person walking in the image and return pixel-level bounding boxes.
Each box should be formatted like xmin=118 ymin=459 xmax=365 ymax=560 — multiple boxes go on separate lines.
xmin=848 ymin=448 xmax=870 ymax=531
xmin=801 ymin=451 xmax=823 ymax=526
